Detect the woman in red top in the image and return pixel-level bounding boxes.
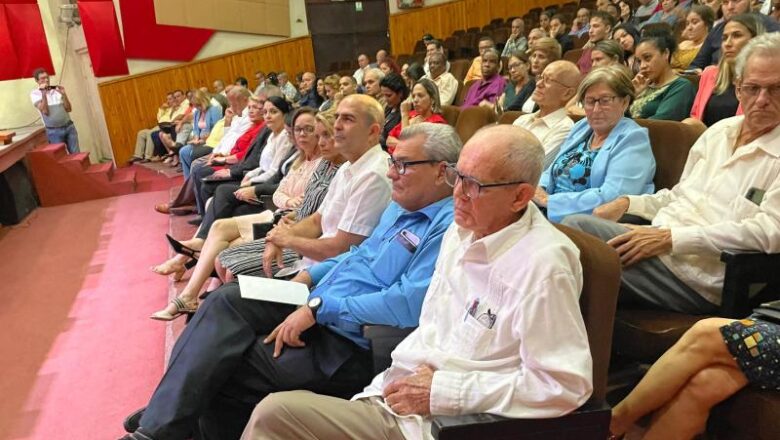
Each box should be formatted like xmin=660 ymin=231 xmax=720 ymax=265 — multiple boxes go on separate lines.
xmin=208 ymin=95 xmax=266 ymax=170
xmin=386 ymin=78 xmax=448 ymax=153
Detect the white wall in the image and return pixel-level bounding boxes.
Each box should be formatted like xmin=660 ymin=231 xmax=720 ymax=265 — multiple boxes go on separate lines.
xmin=388 ymin=0 xmax=456 ymax=14
xmin=0 ymin=0 xmax=309 ymax=161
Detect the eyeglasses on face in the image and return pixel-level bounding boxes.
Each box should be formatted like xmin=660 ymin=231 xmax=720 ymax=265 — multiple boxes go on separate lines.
xmin=387 ymin=158 xmax=439 ymax=175
xmin=293 ymin=125 xmax=316 ymax=135
xmin=537 ymin=74 xmax=570 ymax=88
xmin=444 ymin=164 xmax=526 ymax=199
xmin=582 ymin=95 xmax=619 ymax=109
xmin=738 ymin=83 xmax=780 ymax=98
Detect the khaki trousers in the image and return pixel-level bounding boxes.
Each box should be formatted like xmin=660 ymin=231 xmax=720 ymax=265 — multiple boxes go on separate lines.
xmin=134 ymin=126 xmax=159 ymax=159
xmin=241 ymin=390 xmax=407 ymax=440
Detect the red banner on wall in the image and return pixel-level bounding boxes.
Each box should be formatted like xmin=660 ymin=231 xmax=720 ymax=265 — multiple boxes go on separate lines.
xmin=78 ymin=0 xmax=129 ymax=77
xmin=118 ymin=0 xmax=213 ymax=61
xmin=0 ymin=0 xmax=54 ymax=81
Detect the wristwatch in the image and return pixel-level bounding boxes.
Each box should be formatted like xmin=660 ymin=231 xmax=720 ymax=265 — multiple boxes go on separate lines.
xmin=307 ymin=296 xmax=322 ymax=315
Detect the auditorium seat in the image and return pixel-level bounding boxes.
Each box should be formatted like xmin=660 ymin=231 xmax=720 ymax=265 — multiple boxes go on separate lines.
xmin=448 ymin=59 xmax=471 ymax=84
xmin=635 ymin=118 xmax=704 ymax=190
xmin=497 ymin=111 xmax=524 ymax=125
xmin=440 ymin=105 xmax=461 ymax=127
xmin=563 ymin=48 xmax=584 ymax=64
xmin=452 ymin=79 xmax=474 ymax=107
xmin=454 ymin=105 xmax=497 ymax=143
xmin=573 ymin=34 xmax=590 ymax=49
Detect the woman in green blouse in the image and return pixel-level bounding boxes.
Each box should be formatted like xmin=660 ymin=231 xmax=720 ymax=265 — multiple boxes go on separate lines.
xmin=630 ymin=28 xmax=696 ymax=121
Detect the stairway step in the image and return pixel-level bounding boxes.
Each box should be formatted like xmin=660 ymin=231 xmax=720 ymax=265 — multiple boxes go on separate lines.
xmin=36 ymin=143 xmax=68 ymax=160
xmin=59 ymin=152 xmax=91 ymax=172
xmin=109 ymin=169 xmax=137 ymax=194
xmin=84 ymin=162 xmax=114 ymax=183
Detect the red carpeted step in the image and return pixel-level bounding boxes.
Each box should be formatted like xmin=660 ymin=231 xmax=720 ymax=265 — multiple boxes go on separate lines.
xmin=109 ymin=168 xmax=137 ymax=194
xmin=35 ymin=143 xmax=67 ymax=160
xmin=84 ymin=162 xmax=114 ymax=183
xmin=59 ymin=151 xmax=91 ymax=173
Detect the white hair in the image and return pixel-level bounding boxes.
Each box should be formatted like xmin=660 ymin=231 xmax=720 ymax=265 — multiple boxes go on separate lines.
xmin=735 ymin=32 xmax=780 ymax=80
xmin=399 ymin=123 xmax=462 ymax=163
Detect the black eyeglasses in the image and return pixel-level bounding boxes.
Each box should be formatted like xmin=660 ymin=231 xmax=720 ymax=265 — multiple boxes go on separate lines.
xmin=387 ymin=158 xmax=439 ymax=175
xmin=444 ymin=164 xmax=526 ymax=199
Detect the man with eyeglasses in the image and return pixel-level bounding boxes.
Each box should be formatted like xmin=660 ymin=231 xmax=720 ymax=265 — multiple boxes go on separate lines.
xmin=120 ymin=120 xmax=461 ymax=440
xmin=564 ymin=33 xmax=780 ymax=316
xmin=513 ymin=60 xmax=580 ymax=169
xmin=240 ymin=124 xmax=592 ymax=440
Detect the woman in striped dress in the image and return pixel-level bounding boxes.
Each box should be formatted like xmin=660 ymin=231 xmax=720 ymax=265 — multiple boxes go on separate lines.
xmin=150 ymin=111 xmax=343 ymax=321
xmin=215 ymin=112 xmax=345 ymax=280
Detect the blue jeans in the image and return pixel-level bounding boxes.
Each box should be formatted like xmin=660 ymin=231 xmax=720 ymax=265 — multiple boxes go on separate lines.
xmin=46 ymin=123 xmax=79 ymax=154
xmin=180 ymin=144 xmax=213 ymax=179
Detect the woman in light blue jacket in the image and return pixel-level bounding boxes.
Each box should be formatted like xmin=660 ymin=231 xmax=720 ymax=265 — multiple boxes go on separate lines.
xmin=180 ymin=89 xmax=223 ymax=178
xmin=537 ymin=65 xmax=655 ymax=222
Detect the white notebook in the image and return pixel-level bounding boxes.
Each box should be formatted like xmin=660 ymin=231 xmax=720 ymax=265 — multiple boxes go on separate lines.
xmin=238 ymin=275 xmax=310 ymax=305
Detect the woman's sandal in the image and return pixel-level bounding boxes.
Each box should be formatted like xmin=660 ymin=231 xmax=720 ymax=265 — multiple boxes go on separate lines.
xmin=165 ymin=234 xmax=200 ymax=261
xmin=150 ymin=297 xmax=198 ymax=321
xmin=151 ymin=258 xmax=197 ymax=281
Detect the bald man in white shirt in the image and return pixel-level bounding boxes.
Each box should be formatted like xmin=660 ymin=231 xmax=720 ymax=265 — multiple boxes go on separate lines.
xmin=240 ymin=125 xmax=593 ymax=440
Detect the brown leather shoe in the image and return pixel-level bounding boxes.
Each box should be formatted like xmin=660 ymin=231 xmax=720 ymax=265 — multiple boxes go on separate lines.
xmin=154 ymin=203 xmax=171 ymax=214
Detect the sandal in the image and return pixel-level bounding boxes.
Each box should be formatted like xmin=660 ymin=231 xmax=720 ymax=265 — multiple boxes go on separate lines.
xmin=150 ymin=297 xmax=198 ymax=321
xmin=165 ymin=234 xmax=201 ymax=261
xmin=151 ymin=258 xmax=196 ymax=281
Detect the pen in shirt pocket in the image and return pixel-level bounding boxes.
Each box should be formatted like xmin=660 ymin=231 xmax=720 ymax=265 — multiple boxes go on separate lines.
xmin=464 ymin=298 xmax=479 ymax=321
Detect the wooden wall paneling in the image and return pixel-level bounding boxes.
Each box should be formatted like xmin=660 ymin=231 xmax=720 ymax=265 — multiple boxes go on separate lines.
xmin=389 ymin=0 xmax=561 ymax=56
xmin=99 ymin=37 xmax=315 ymax=166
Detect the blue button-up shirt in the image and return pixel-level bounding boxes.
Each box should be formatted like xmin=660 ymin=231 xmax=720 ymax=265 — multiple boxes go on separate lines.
xmin=307 ymin=197 xmax=454 ymax=349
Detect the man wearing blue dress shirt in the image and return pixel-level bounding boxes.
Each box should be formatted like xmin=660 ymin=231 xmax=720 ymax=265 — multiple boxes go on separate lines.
xmin=120 ymin=123 xmax=462 ymax=440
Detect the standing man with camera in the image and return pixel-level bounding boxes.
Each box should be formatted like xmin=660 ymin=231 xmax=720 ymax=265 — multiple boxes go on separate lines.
xmin=30 ymin=68 xmax=79 ymax=154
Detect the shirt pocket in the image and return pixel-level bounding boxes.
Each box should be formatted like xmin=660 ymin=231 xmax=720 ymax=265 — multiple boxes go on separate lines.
xmin=370 ymin=237 xmax=415 ymax=285
xmin=729 ymin=194 xmax=762 ymax=221
xmin=456 ymin=313 xmax=497 ymax=359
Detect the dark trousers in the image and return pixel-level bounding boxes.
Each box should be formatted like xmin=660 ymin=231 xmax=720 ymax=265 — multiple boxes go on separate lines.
xmin=152 ymin=131 xmax=167 ymax=157
xmin=191 ymin=163 xmax=216 ymax=215
xmin=137 ymin=283 xmax=372 ymax=440
xmin=196 ymin=183 xmax=279 ymax=240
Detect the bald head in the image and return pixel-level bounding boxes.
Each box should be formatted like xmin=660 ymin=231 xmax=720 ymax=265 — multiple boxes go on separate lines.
xmin=453 ymin=125 xmax=542 ymax=239
xmin=467 ymin=125 xmax=544 ymax=185
xmin=533 ymin=60 xmax=580 ymax=111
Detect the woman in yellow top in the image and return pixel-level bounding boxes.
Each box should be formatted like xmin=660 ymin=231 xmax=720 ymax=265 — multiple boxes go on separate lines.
xmin=672 ymin=5 xmax=716 ymax=72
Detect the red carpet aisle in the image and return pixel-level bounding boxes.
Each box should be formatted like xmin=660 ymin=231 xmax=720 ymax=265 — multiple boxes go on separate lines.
xmin=0 ymin=190 xmax=172 ymax=439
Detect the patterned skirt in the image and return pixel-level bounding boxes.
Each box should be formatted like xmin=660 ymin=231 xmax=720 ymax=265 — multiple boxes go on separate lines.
xmin=218 ymin=238 xmax=300 ymax=277
xmin=720 ymin=316 xmax=780 ymax=391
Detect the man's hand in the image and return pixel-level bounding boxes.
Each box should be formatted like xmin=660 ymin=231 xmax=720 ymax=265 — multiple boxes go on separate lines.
xmin=263 ymin=306 xmax=316 ymax=358
xmin=212 ymin=168 xmax=231 ymax=178
xmin=534 ymin=186 xmax=549 ymax=207
xmin=262 ymin=241 xmax=286 ymax=277
xmin=383 ymin=364 xmax=436 ymax=416
xmin=593 ymin=197 xmax=629 ymax=221
xmin=233 ymin=186 xmax=258 ymax=203
xmin=608 ymin=225 xmax=672 ymax=267
xmin=266 ymin=221 xmax=294 ymax=248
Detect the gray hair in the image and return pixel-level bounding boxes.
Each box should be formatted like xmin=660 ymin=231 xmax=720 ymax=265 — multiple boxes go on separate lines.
xmin=364 ymin=68 xmax=385 ymax=82
xmin=399 ymin=123 xmax=462 ymax=164
xmin=735 ymin=32 xmax=780 ymax=80
xmin=472 ymin=125 xmax=544 ymax=186
xmin=256 ymin=85 xmax=283 ymax=99
xmin=577 ymin=64 xmax=635 ymax=103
